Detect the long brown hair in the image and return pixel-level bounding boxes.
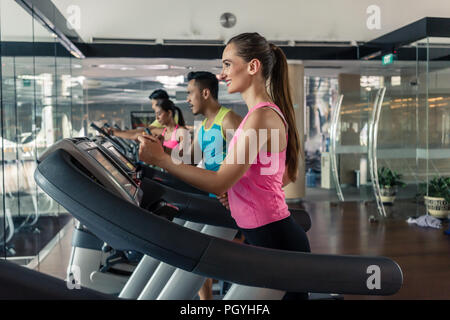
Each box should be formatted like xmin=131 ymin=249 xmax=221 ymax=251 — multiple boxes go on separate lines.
xmin=227 ymin=33 xmax=301 ymax=181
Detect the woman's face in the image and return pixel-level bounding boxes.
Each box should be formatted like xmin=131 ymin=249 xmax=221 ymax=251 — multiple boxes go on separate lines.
xmin=155 ymin=106 xmax=171 ymax=126
xmin=218 ymin=43 xmax=252 ymax=94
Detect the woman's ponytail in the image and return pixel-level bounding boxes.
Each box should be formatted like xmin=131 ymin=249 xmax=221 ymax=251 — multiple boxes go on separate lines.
xmin=173 ymin=106 xmax=186 ymax=127
xmin=269 ymin=44 xmax=301 ymax=182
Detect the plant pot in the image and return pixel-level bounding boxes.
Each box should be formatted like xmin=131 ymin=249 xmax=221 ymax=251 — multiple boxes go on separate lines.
xmin=424 ymin=196 xmax=450 ymax=219
xmin=380 ymin=186 xmax=397 ymax=203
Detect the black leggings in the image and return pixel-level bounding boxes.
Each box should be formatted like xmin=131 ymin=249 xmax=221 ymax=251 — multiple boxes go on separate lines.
xmin=239 ymin=215 xmax=311 ymax=300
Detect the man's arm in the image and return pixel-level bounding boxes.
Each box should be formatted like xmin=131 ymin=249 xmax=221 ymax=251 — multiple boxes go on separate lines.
xmin=111 ymin=125 xmax=165 ymax=141
xmin=149 ymin=127 xmax=164 ymax=136
xmin=111 ymin=127 xmax=146 ymax=141
xmin=221 ymin=110 xmax=243 ymax=140
xmin=216 ymin=110 xmax=243 ymax=199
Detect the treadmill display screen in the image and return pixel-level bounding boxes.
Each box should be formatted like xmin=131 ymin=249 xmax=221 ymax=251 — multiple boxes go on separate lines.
xmin=88 ymin=148 xmax=137 ymax=197
xmin=107 ymin=146 xmax=135 ymax=171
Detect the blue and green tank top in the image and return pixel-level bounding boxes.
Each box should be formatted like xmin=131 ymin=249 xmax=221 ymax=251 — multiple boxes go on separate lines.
xmin=198 ymin=106 xmax=230 ymax=173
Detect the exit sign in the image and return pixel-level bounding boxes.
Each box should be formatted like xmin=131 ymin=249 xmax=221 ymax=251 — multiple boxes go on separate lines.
xmin=382 ymin=53 xmax=394 ymax=65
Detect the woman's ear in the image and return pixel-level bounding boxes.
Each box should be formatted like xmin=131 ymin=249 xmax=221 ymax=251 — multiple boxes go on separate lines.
xmin=248 ymin=58 xmax=261 ymax=75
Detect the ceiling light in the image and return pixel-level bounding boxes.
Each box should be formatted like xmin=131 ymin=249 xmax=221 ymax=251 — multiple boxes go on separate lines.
xmin=141 ymin=64 xmax=169 ymax=70
xmin=156 ymin=75 xmax=184 ymax=89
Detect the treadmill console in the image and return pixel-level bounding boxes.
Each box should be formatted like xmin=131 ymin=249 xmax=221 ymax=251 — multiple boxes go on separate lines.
xmin=106 ymin=144 xmax=136 ymax=171
xmin=98 ymin=141 xmax=139 ymax=179
xmin=86 ymin=148 xmax=137 ymax=199
xmin=73 ymin=139 xmax=142 ymax=204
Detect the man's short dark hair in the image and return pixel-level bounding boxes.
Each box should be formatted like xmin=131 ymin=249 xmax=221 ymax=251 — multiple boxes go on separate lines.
xmin=187 ymin=71 xmax=219 ymax=100
xmin=149 ymin=89 xmax=169 ymax=100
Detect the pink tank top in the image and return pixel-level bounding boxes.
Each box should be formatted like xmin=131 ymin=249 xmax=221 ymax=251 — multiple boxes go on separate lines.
xmin=227 ymin=102 xmax=290 ymax=229
xmin=162 ymin=125 xmax=179 ymax=149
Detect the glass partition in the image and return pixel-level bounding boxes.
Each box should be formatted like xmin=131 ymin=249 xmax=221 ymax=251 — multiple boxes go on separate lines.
xmin=364 ymin=38 xmax=450 ymax=220
xmin=329 ymin=72 xmax=380 ymax=202
xmin=1 ymin=0 xmax=40 ymax=262
xmin=327 ymin=33 xmax=450 ymax=223
xmin=422 ymin=37 xmax=450 ymax=223
xmin=1 ymin=0 xmax=80 ymax=264
xmin=366 ymin=59 xmax=425 ymax=219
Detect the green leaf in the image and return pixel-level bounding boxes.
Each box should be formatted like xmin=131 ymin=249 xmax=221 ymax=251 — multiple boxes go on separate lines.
xmin=377 ymin=167 xmax=406 ymax=188
xmin=425 ymin=176 xmax=450 ymax=201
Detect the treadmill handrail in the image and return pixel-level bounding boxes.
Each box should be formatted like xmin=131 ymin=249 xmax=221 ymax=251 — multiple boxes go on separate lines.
xmin=139 ymin=177 xmax=311 ymax=232
xmin=35 ymin=149 xmax=403 ymax=295
xmin=0 ymin=259 xmax=115 ymax=300
xmin=90 ymin=123 xmax=130 ymax=155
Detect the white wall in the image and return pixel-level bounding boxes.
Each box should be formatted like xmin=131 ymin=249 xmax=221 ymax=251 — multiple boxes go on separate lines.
xmin=48 ymin=0 xmax=450 ymax=43
xmin=0 ymin=0 xmax=55 ymax=41
xmin=2 ymin=0 xmax=449 ymax=44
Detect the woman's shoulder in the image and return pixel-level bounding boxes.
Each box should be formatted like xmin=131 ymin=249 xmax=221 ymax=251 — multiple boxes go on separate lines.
xmin=176 ymin=126 xmax=189 ymax=138
xmin=246 ymin=106 xmax=284 ymax=129
xmin=177 ymin=125 xmax=189 ymax=131
xmin=151 ymin=127 xmax=164 ymax=135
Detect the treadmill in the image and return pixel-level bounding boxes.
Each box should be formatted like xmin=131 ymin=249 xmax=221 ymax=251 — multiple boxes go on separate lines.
xmin=40 ymin=138 xmax=241 ymax=296
xmin=32 ymin=138 xmax=403 ymax=299
xmin=94 ymin=136 xmax=313 ymax=297
xmin=38 ymin=137 xmax=311 ymax=298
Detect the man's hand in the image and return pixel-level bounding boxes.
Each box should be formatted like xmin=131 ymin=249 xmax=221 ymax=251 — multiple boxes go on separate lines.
xmin=218 ymin=193 xmax=229 ymax=210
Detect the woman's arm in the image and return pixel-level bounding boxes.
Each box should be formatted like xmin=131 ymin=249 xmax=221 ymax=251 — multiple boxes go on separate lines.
xmin=139 ymin=135 xmax=249 ymax=196
xmin=282 ymin=170 xmax=292 ymax=187
xmin=138 ymin=110 xmax=275 ymax=195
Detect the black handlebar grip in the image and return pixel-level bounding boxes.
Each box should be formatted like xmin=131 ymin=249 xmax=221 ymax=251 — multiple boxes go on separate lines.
xmin=90 ymin=123 xmax=111 ymax=138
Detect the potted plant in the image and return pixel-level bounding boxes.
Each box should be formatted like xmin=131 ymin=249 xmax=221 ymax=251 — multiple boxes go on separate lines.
xmin=422 ymin=176 xmax=450 ymax=219
xmin=377 ymin=167 xmax=406 ymax=203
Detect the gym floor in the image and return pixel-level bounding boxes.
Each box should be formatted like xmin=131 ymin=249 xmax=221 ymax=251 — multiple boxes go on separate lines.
xmin=36 ymin=200 xmax=450 ymax=300
xmin=294 ymin=201 xmax=450 ymax=300
xmin=3 ymin=214 xmax=72 ymax=264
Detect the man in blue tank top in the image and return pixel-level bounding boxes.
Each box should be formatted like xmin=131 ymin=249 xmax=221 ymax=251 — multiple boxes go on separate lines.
xmin=186 ymin=72 xmax=242 ymax=174
xmin=186 ymin=71 xmax=242 ymax=300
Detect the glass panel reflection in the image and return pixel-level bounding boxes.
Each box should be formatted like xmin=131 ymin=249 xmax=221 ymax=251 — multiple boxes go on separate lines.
xmin=0 ymin=0 xmax=79 ymax=265
xmin=423 ymin=37 xmax=450 ymax=223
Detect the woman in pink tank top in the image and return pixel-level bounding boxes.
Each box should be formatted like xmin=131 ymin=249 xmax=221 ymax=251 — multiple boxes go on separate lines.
xmin=138 ymin=33 xmax=310 ymax=299
xmin=149 ymin=99 xmax=187 ymax=154
xmin=161 ymin=125 xmax=179 ymax=150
